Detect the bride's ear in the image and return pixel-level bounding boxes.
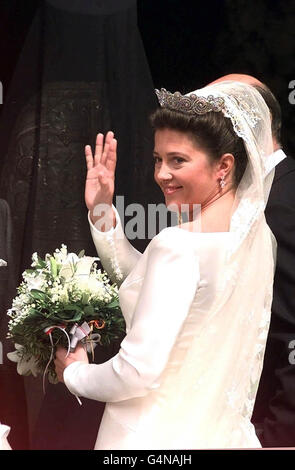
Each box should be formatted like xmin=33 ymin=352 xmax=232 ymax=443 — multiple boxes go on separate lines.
xmin=216 ymin=153 xmax=235 ymax=180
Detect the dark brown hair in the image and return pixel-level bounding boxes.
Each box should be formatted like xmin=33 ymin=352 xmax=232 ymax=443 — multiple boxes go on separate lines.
xmin=150 ymin=108 xmax=248 ymax=187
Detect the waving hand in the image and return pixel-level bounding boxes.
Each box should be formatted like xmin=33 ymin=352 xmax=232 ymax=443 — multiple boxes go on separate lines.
xmin=85 ymin=131 xmax=117 ymax=229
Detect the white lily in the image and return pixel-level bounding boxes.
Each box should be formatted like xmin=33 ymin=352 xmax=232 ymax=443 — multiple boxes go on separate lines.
xmin=76 ymin=276 xmax=105 ymax=293
xmin=59 ymin=253 xmax=80 ymax=280
xmin=23 ymin=272 xmax=47 ymax=291
xmin=7 ymin=344 xmax=40 ymax=377
xmin=75 ymin=256 xmax=99 ymax=277
xmin=59 ymin=254 xmax=99 ymax=280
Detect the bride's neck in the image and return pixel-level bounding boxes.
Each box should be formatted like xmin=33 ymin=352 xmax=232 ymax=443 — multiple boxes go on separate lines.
xmin=180 ymin=188 xmax=236 ymax=233
xmin=200 ymin=188 xmax=236 ymax=232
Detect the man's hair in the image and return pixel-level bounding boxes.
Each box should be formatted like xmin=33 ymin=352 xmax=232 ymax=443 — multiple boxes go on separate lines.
xmin=253 ymin=84 xmax=282 ymax=145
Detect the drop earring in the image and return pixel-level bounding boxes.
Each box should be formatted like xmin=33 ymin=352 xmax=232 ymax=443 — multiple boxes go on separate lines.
xmin=219 ymin=175 xmax=226 ymax=189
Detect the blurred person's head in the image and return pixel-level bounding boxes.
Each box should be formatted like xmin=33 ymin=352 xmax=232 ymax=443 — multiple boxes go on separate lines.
xmin=209 ymin=74 xmax=281 ymax=150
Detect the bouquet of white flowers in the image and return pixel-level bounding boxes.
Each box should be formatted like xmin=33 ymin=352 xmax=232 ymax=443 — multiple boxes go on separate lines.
xmin=7 ymin=245 xmax=125 ymax=383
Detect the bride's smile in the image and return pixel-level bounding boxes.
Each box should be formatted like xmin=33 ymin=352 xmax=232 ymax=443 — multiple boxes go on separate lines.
xmin=153 ymin=127 xmax=235 ymax=224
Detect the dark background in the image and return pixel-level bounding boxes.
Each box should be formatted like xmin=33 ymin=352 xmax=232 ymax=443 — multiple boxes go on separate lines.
xmin=0 ymin=0 xmax=294 ymax=450
xmin=1 ymin=0 xmax=294 ymax=153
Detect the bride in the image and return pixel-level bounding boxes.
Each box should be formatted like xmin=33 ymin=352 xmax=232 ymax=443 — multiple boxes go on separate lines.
xmin=55 ymin=81 xmax=276 ymax=449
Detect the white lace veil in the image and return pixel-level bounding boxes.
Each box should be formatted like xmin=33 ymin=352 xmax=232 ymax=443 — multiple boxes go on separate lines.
xmin=136 ymin=81 xmax=276 ymax=449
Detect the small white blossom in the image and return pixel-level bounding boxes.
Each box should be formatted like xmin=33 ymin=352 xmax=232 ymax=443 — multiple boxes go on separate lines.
xmin=31 ymin=252 xmax=39 ymax=266
xmin=22 ymin=271 xmax=47 ymax=291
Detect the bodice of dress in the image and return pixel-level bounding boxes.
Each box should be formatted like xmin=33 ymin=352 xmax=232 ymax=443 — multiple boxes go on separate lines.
xmin=65 ymin=211 xmax=231 ymax=398
xmin=65 ymin=211 xmax=232 ymax=402
xmin=118 ymin=227 xmax=231 ymax=332
xmin=64 ymin=208 xmax=266 ymax=448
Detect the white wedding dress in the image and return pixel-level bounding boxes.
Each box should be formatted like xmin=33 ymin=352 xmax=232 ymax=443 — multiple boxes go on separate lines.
xmin=64 ymin=208 xmax=272 ymax=449
xmin=64 ymin=82 xmax=276 ymax=449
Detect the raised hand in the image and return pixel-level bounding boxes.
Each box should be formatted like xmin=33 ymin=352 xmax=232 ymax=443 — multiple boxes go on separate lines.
xmin=85 ymin=132 xmax=117 ymax=229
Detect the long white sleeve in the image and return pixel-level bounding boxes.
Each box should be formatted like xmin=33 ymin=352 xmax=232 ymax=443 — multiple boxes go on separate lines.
xmin=64 ymin=229 xmax=200 ymax=402
xmin=88 ymin=206 xmax=142 ymax=285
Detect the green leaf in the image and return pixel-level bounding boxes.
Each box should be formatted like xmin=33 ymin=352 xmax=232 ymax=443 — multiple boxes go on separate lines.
xmin=50 ymin=257 xmax=58 ymax=278
xmin=53 ymin=310 xmax=82 ymax=322
xmin=25 ymin=269 xmax=35 ymax=275
xmin=37 ymin=257 xmax=47 ymax=268
xmin=78 ymin=250 xmax=85 ymax=258
xmin=30 ymin=289 xmax=47 ymax=301
xmin=81 ymin=292 xmax=90 ymax=305
xmin=63 ymin=304 xmax=81 ymax=312
xmin=83 ymin=305 xmax=94 ymax=316
xmin=54 ymin=305 xmax=83 ymax=322
xmin=107 ymin=299 xmax=120 ymax=309
xmin=27 ymin=308 xmax=43 ymax=318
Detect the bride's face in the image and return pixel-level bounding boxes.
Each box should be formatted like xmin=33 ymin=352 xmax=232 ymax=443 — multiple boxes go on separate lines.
xmin=153 ymin=128 xmax=220 ymax=212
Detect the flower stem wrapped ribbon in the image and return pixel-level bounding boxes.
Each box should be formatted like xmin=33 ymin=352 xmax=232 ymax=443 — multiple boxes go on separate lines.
xmin=7 ymin=245 xmax=125 ymax=384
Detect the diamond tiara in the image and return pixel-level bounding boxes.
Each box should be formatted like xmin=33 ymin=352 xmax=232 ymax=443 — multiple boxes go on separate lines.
xmin=155 ymin=88 xmax=225 ymax=115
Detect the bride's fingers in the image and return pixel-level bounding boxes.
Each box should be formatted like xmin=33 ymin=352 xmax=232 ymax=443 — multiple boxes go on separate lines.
xmin=85 ymin=145 xmax=94 ymax=171
xmin=94 ymin=133 xmax=104 ymax=166
xmin=105 ymin=130 xmax=114 ymax=146
xmin=100 ymin=131 xmax=114 ymax=165
xmin=105 ymin=138 xmax=117 ymax=172
xmin=101 ymin=141 xmax=111 ymax=166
